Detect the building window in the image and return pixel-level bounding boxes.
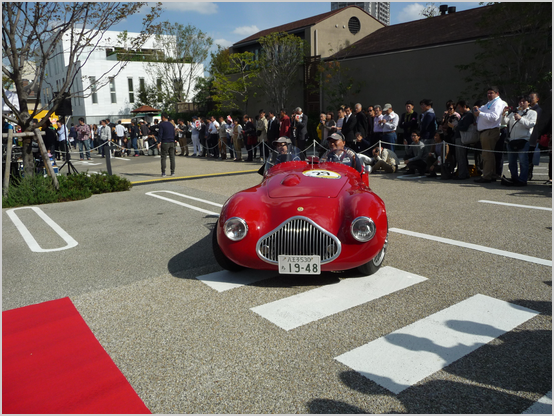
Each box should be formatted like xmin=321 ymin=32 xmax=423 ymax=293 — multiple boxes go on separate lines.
xmin=139 ymin=77 xmax=145 ymax=91
xmin=109 ymin=77 xmax=117 ymax=103
xmin=348 ymin=16 xmax=361 ymax=34
xmin=128 ymin=77 xmax=134 ymax=103
xmin=89 ymin=76 xmax=98 ymax=104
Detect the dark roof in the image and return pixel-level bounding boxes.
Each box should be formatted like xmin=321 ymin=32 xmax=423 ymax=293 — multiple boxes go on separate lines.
xmin=331 ymin=5 xmax=494 ymax=60
xmin=131 ymin=105 xmax=161 ymax=113
xmin=233 ymin=5 xmax=378 ymax=47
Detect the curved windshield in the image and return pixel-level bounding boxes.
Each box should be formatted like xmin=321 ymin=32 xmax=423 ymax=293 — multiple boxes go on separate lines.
xmin=320 ymin=148 xmax=362 ymax=172
xmin=263 ymin=146 xmax=304 ymax=173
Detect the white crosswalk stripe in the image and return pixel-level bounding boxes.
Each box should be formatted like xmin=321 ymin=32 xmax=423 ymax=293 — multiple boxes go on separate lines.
xmin=250 ymin=266 xmax=427 ymax=331
xmin=335 ymin=294 xmax=539 ymax=395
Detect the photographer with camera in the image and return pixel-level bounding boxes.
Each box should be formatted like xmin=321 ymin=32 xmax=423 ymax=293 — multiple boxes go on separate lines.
xmin=472 ymin=86 xmax=504 ymax=183
xmin=500 ymin=96 xmax=537 ymax=187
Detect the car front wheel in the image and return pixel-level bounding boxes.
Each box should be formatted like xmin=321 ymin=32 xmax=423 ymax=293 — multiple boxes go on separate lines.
xmin=212 ymin=220 xmax=245 ymax=272
xmin=357 ymin=235 xmax=387 ymax=275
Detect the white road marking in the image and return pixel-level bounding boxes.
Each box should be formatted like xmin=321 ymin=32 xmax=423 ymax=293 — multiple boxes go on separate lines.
xmin=196 ymin=269 xmax=276 ymax=292
xmin=146 ymin=191 xmax=222 ymax=216
xmin=250 ymin=266 xmax=428 ymax=331
xmin=479 ymin=200 xmax=552 ymax=211
xmin=335 ymin=294 xmax=539 ymax=395
xmin=390 ymin=228 xmax=552 ymax=267
xmin=5 ymin=207 xmax=78 ymax=252
xmin=396 ymin=175 xmax=426 ymax=180
xmin=114 ymin=157 xmax=130 ymax=161
xmin=523 ymin=391 xmax=552 ymax=414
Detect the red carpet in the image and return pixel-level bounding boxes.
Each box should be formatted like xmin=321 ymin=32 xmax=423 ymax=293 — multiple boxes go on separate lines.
xmin=2 ymin=297 xmax=150 ymax=414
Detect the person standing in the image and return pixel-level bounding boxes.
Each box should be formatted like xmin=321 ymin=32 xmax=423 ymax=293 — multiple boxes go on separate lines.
xmin=69 ymin=123 xmax=77 ymax=148
xmin=56 ymin=117 xmax=69 ymax=161
xmin=373 ymin=105 xmax=384 ymax=147
xmin=341 ymin=106 xmax=357 ymax=148
xmin=189 ymin=117 xmax=201 ymax=157
xmin=453 ymin=100 xmax=475 ymax=180
xmin=501 ymin=96 xmax=537 ymax=186
xmin=99 ymin=119 xmax=111 ymax=158
xmin=279 ymin=109 xmax=291 ymax=139
xmin=218 ymin=116 xmax=229 ymax=160
xmin=473 ymin=86 xmax=504 ymax=183
xmin=232 ymin=117 xmax=243 ymax=161
xmin=381 ymin=103 xmax=399 ymax=152
xmin=75 ymin=117 xmax=92 ymax=160
xmin=399 ymin=101 xmax=418 ymax=145
xmin=354 ymin=103 xmax=368 ymax=139
xmin=256 ymin=109 xmax=269 ymax=159
xmin=292 ymin=107 xmax=309 ymax=150
xmin=527 ymin=92 xmax=543 ymax=181
xmin=208 ymin=116 xmax=220 ymax=158
xmin=419 ymin=99 xmax=437 ymax=147
xmin=157 ymin=113 xmax=176 ymax=177
xmin=114 ymin=120 xmax=126 ymax=156
xmin=176 ymin=119 xmax=188 ymax=156
xmin=129 ymin=120 xmax=139 ymax=157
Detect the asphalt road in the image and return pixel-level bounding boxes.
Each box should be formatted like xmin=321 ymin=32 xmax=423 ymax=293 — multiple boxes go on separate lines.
xmin=2 ymin=152 xmax=552 ymax=414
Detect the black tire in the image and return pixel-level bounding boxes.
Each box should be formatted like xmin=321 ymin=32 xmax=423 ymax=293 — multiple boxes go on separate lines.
xmin=357 ymin=235 xmax=388 ymax=275
xmin=212 ymin=220 xmax=245 ymax=272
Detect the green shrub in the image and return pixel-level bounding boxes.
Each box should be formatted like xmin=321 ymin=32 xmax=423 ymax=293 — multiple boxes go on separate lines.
xmin=2 ymin=172 xmax=132 ymax=208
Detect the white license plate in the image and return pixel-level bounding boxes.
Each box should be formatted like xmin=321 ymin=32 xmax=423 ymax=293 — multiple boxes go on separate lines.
xmin=278 ymin=255 xmax=321 ymax=275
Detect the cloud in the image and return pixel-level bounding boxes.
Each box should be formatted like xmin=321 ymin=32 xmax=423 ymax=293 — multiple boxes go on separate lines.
xmin=397 ymin=3 xmax=427 ymax=24
xmin=214 ymin=38 xmax=233 ymax=48
xmin=232 ymin=25 xmax=260 ymax=36
xmin=163 ymin=2 xmax=218 ymax=14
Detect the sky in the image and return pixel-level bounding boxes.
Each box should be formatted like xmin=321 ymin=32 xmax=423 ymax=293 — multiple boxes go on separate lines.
xmin=110 ymin=1 xmax=484 ymax=69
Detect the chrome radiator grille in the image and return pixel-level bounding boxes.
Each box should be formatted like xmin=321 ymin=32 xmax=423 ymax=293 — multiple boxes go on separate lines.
xmin=256 ymin=217 xmax=341 ymax=264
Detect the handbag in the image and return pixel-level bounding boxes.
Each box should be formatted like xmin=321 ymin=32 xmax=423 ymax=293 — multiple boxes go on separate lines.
xmin=508 ymin=138 xmax=528 ymax=151
xmin=539 ymin=134 xmax=550 ymax=148
xmin=460 ymin=124 xmax=480 ymax=145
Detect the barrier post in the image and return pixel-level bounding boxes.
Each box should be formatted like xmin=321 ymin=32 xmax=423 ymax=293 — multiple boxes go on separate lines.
xmin=105 ymin=141 xmax=112 ymax=176
xmin=3 ymin=129 xmax=13 ymax=196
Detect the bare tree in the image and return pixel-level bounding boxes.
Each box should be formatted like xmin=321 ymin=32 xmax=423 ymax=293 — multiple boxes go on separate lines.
xmin=2 ymin=2 xmax=161 ymax=175
xmin=145 ymin=22 xmax=213 ymax=107
xmin=257 ymin=32 xmax=307 ymax=112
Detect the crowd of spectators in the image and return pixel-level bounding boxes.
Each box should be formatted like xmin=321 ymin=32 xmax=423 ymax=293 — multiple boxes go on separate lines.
xmin=3 ymin=88 xmax=551 ymax=185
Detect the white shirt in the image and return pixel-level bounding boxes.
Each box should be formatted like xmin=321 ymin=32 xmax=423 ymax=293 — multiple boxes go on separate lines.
xmin=115 ymin=124 xmax=126 ymax=137
xmin=503 ymin=108 xmax=537 ymax=141
xmin=382 ymin=111 xmax=399 ymax=133
xmin=208 ymin=120 xmax=219 ymax=134
xmin=476 ymin=96 xmax=504 ymax=131
xmin=374 ymin=114 xmax=384 ymax=133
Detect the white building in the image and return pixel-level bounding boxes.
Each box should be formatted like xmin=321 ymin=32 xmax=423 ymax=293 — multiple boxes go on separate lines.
xmin=40 ymin=30 xmax=203 ymax=125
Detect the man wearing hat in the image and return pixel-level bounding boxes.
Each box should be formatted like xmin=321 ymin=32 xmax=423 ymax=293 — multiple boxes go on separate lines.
xmin=258 ymin=136 xmax=303 ymax=175
xmin=320 ymin=132 xmax=362 ymax=172
xmin=381 ymin=103 xmax=399 ymax=152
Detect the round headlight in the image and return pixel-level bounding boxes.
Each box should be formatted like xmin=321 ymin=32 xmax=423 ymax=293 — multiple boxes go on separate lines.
xmin=224 ymin=217 xmax=248 ymax=241
xmin=351 ymin=217 xmax=376 ymax=242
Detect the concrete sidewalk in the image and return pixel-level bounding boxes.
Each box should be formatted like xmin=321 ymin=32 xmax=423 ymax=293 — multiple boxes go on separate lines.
xmin=64 ymin=146 xmax=263 ymax=184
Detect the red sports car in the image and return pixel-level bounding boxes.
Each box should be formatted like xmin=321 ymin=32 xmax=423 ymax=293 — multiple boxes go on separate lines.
xmin=212 ymin=155 xmax=388 ymax=275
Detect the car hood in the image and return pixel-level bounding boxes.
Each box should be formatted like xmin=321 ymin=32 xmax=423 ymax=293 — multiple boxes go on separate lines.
xmin=266 ymin=163 xmax=349 ymax=199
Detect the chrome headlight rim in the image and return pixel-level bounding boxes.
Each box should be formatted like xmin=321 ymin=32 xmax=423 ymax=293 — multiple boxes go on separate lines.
xmin=350 ymin=216 xmax=376 ymax=242
xmin=223 ymin=217 xmax=248 ymax=241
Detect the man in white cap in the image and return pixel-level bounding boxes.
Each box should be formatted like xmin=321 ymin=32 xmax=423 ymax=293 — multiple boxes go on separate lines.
xmin=320 ymin=132 xmax=362 ymax=172
xmin=381 ymin=103 xmax=399 ymax=152
xmin=259 ymin=136 xmax=303 ymax=175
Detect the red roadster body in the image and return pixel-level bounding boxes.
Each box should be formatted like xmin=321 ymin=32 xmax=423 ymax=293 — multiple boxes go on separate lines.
xmin=212 ymin=159 xmax=388 ymax=275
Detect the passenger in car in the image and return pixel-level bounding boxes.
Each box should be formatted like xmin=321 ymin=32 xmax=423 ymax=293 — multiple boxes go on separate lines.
xmin=320 ymin=132 xmax=362 ymax=172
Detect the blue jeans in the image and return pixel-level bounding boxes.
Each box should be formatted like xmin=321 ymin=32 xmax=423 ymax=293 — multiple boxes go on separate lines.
xmin=131 ymin=137 xmax=139 ymax=155
xmin=382 ymin=132 xmax=397 ymax=152
xmin=77 ymin=140 xmax=91 ymax=159
xmin=508 ymin=140 xmax=529 ymax=184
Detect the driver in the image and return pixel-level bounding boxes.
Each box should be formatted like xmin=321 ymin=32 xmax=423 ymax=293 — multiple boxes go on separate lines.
xmin=320 ymin=132 xmax=362 ymax=172
xmin=258 ymin=136 xmax=304 ymax=175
